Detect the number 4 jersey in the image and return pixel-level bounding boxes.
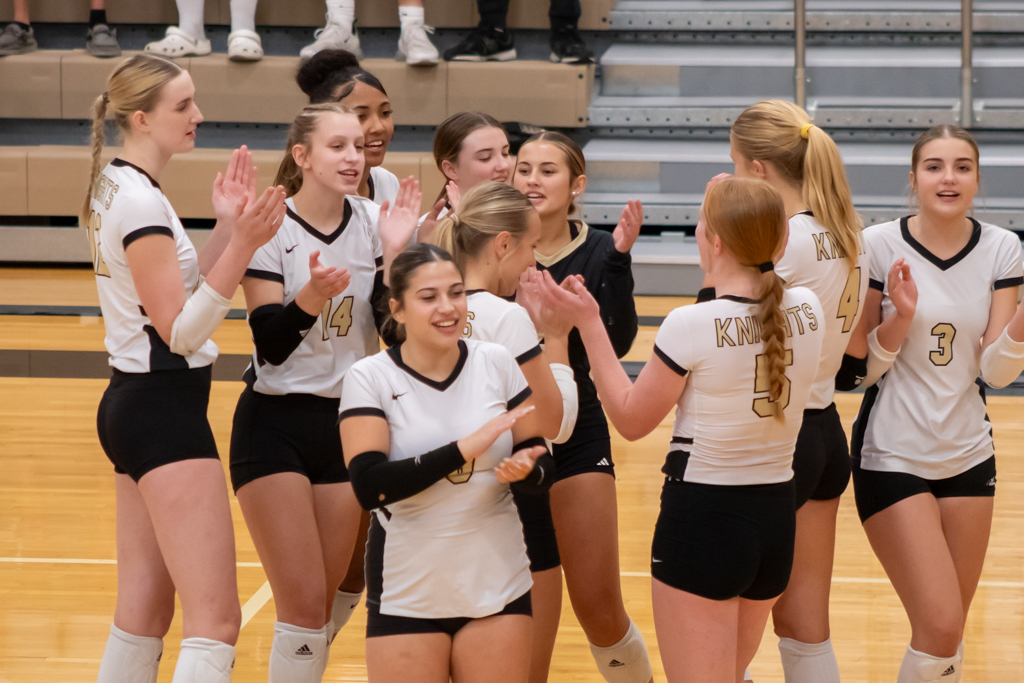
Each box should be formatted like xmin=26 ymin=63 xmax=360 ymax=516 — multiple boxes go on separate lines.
xmin=856 ymin=217 xmax=1023 ymax=479
xmin=244 ymin=196 xmax=383 ymax=398
xmin=653 ymin=288 xmax=825 ymax=486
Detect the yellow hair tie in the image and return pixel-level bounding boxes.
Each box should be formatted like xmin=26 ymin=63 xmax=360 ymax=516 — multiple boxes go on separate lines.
xmin=800 ymin=123 xmax=815 ymax=139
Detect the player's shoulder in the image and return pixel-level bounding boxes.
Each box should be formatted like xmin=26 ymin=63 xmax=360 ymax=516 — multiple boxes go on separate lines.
xmin=103 ymin=160 xmax=163 ymax=207
xmin=469 ymin=290 xmax=521 ymax=317
xmin=787 ymin=211 xmax=823 ymax=235
xmin=862 ymin=218 xmax=902 ymax=242
xmin=583 ymin=222 xmax=614 ymax=249
xmin=347 ymin=194 xmax=381 ymax=221
xmin=464 ymin=337 xmax=518 ymax=367
xmin=976 ymin=219 xmax=1020 ymax=250
xmin=783 ymin=285 xmax=822 ymax=312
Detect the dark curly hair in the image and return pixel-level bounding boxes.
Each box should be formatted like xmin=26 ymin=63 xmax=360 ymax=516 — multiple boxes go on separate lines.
xmin=296 ymin=49 xmax=387 ymax=104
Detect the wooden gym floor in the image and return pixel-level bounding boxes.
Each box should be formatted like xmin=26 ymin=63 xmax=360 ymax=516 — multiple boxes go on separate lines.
xmin=2 ymin=267 xmax=1024 ymax=682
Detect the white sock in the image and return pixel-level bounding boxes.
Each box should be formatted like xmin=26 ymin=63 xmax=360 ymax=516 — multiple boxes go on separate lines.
xmin=268 ymin=622 xmax=328 ymax=683
xmin=329 ymin=590 xmax=362 ymax=641
xmin=744 ymin=668 xmax=753 ymax=681
xmin=326 ymin=0 xmax=355 ymax=27
xmin=778 ymin=637 xmax=840 ymax=683
xmin=399 ymin=5 xmax=424 ymax=27
xmin=588 ymin=620 xmax=654 ymax=683
xmin=949 ymin=643 xmax=964 ymax=683
xmin=896 ymin=644 xmax=960 ymax=683
xmin=96 ymin=624 xmax=163 ymax=683
xmin=174 ymin=0 xmax=206 ymax=41
xmin=229 ymin=0 xmax=258 ymax=33
xmin=170 ymin=638 xmax=235 ymax=683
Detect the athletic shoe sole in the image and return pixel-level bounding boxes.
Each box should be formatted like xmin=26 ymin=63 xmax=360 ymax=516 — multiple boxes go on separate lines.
xmin=550 ymin=52 xmax=593 ymax=64
xmin=395 ymin=50 xmax=440 ymax=66
xmin=0 ymin=43 xmax=38 ymax=56
xmin=448 ymin=48 xmax=517 ymax=62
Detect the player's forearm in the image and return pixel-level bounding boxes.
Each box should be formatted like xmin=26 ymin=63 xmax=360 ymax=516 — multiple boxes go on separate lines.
xmin=577 ymin=316 xmax=637 ymax=430
xmin=875 ymin=310 xmax=912 ymax=353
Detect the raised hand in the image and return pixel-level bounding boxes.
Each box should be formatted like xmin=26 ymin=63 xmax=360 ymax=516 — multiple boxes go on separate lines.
xmin=308 ymin=250 xmax=351 ymax=301
xmin=212 ymin=145 xmax=258 ymax=224
xmin=457 ymin=404 xmax=535 ymax=463
xmin=887 ymin=257 xmax=917 ymax=320
xmin=517 ymin=268 xmax=573 ymax=338
xmin=495 ymin=445 xmax=548 ymax=484
xmin=417 ymin=195 xmax=447 ymax=244
xmin=537 ymin=270 xmax=600 ymax=329
xmin=445 ymin=180 xmax=462 ymax=213
xmin=379 ymin=176 xmax=422 ymax=252
xmin=612 ymin=199 xmax=644 ymax=253
xmin=232 ymin=185 xmax=287 ymax=253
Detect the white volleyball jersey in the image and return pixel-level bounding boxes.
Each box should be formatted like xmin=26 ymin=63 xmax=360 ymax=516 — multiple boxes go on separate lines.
xmin=244 ymin=196 xmax=382 ymax=398
xmin=340 ymin=339 xmax=533 ymax=619
xmin=857 ymin=217 xmax=1023 ymax=479
xmin=654 ymin=288 xmax=825 ymax=486
xmin=776 ymin=212 xmax=870 ymax=408
xmin=462 ymin=290 xmax=542 ymax=365
xmin=369 ymin=166 xmax=400 ymax=207
xmin=87 ymin=159 xmax=218 ymax=373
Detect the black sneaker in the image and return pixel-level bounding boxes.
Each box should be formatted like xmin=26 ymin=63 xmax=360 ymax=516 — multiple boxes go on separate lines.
xmin=550 ymin=27 xmax=593 ymax=64
xmin=444 ymin=26 xmax=516 ymax=62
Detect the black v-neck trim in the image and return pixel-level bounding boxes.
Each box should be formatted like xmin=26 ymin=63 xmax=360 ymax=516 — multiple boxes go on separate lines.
xmin=794 ymin=210 xmax=814 ymax=217
xmin=465 ymin=289 xmax=487 ymax=296
xmin=111 ymin=158 xmax=160 ymax=189
xmin=286 ymin=199 xmax=352 ymax=245
xmin=367 ymin=175 xmax=376 ymax=201
xmin=718 ymin=295 xmax=761 ymax=304
xmin=387 ymin=340 xmax=469 ymax=391
xmin=900 ymin=215 xmax=981 ymax=271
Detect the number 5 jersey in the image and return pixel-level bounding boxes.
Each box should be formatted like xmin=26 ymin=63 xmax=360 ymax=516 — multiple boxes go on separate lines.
xmin=855 ymin=217 xmax=1023 ymax=479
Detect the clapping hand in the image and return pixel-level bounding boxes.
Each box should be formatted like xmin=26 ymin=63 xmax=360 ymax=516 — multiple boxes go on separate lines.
xmin=308 ymin=250 xmax=351 ymax=301
xmin=495 ymin=445 xmax=548 ymax=484
xmin=457 ymin=404 xmax=535 ymax=463
xmin=212 ymin=145 xmax=258 ymax=225
xmin=887 ymin=258 xmax=917 ymax=320
xmin=612 ymin=199 xmax=644 ymax=253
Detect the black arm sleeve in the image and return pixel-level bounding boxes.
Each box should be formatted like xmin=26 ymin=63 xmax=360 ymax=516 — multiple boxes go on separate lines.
xmin=249 ymin=302 xmax=318 ymax=366
xmin=696 ymin=287 xmax=717 ymax=303
xmin=347 ymin=443 xmax=467 ymax=510
xmin=508 ymin=436 xmax=555 ymax=496
xmin=371 ymin=269 xmax=399 ymax=347
xmin=599 ymin=246 xmax=639 ymax=359
xmin=835 ymin=353 xmax=868 ymax=391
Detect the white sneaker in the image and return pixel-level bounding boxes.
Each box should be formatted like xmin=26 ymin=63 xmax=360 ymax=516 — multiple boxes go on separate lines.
xmin=144 ymin=26 xmax=211 ymax=57
xmin=397 ymin=23 xmax=439 ymax=66
xmin=300 ymin=19 xmax=361 ymax=61
xmin=227 ymin=29 xmax=263 ymax=61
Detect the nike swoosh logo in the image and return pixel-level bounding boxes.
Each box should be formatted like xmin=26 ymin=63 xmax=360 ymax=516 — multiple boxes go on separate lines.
xmin=285 ymin=244 xmax=299 ymax=253
xmin=392 ymin=393 xmax=406 ymax=400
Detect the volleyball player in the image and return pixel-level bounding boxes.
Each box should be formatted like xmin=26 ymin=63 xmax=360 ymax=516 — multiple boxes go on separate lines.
xmin=851 ymin=125 xmax=1024 ymax=683
xmin=297 ymin=49 xmax=403 ymax=207
xmin=540 ymin=176 xmax=825 ymax=683
xmin=338 ymin=244 xmax=553 ymax=683
xmin=228 ymin=103 xmax=420 ymax=682
xmin=514 ymin=132 xmax=654 ymax=683
xmin=432 ymin=181 xmax=578 ymax=683
xmin=85 ymin=54 xmax=286 ymax=683
xmin=725 ymin=100 xmax=869 ymax=682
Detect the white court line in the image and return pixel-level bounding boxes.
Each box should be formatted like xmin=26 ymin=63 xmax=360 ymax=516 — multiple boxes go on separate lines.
xmin=240 ymin=581 xmax=274 ymax=629
xmin=0 ymin=557 xmax=262 ymax=567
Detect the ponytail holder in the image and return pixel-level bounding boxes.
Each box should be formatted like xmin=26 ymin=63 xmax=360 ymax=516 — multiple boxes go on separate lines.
xmin=102 ymin=92 xmax=110 ymax=103
xmin=758 ymin=261 xmax=775 ymax=273
xmin=800 ymin=122 xmax=814 ymax=139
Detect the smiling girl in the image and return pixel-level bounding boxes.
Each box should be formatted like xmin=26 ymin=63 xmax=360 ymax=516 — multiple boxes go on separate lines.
xmin=851 ymin=125 xmax=1024 ymax=682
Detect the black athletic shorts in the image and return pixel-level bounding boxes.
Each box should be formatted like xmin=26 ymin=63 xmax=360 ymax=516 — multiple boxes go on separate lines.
xmin=851 ymin=455 xmax=996 ymax=523
xmin=792 ymin=403 xmax=852 ymax=509
xmin=511 ymin=487 xmax=560 ymax=572
xmin=229 ymin=386 xmax=348 ymax=492
xmin=96 ymin=365 xmax=219 ymax=483
xmin=652 ymin=463 xmax=796 ymax=601
xmin=366 ymin=590 xmax=533 ymax=638
xmin=551 ymin=404 xmax=614 ymax=481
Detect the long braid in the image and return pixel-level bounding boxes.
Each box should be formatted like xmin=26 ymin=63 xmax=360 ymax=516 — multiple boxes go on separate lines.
xmin=757 ymin=270 xmax=789 ymax=421
xmin=81 ymin=94 xmax=108 ymax=227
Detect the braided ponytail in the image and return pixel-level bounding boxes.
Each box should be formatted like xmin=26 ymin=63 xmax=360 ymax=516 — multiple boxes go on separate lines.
xmin=756 ymin=268 xmax=789 ymax=420
xmin=81 ymin=93 xmax=109 ymax=228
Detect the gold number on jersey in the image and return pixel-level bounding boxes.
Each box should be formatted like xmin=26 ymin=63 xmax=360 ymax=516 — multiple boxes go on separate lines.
xmin=447 ymin=459 xmax=475 ymax=484
xmin=836 ymin=266 xmax=861 ymax=333
xmin=463 ymin=311 xmax=475 ymax=338
xmin=321 ymin=296 xmax=354 ymax=340
xmin=85 ymin=210 xmax=110 ymax=278
xmin=752 ymin=349 xmax=794 ymax=418
xmin=930 ymin=323 xmax=956 ymax=366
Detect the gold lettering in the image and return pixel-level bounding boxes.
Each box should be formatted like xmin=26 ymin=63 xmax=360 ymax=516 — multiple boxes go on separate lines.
xmin=802 ymin=303 xmax=818 ymax=332
xmin=715 ymin=318 xmax=735 ymax=347
xmin=786 ymin=306 xmax=805 ymax=335
xmin=735 ymin=316 xmax=758 ymax=346
xmin=813 ymin=233 xmax=831 ymax=261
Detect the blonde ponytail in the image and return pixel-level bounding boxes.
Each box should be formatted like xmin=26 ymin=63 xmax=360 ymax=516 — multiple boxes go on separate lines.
xmin=704 ymin=177 xmax=790 ymax=422
xmin=432 ymin=213 xmax=458 ymax=259
xmin=81 ymin=93 xmax=109 ymax=227
xmin=732 ymin=99 xmax=862 ymax=271
xmin=275 ymin=103 xmax=356 ymax=197
xmin=429 ymin=181 xmax=535 ymax=272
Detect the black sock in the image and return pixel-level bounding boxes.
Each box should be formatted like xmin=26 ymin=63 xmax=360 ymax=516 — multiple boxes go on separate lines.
xmin=550 ymin=18 xmax=578 ymax=33
xmin=14 ymin=21 xmax=30 ymax=31
xmin=89 ymin=9 xmax=107 ymax=27
xmin=478 ymin=14 xmax=507 ymax=30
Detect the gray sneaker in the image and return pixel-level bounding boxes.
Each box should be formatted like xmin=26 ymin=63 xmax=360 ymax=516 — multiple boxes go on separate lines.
xmin=86 ymin=24 xmax=121 ymax=58
xmin=0 ymin=23 xmax=38 ymax=56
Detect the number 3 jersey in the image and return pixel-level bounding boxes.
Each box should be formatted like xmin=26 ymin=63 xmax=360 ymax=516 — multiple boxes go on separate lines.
xmin=653 ymin=288 xmax=825 ymax=486
xmin=856 ymin=217 xmax=1023 ymax=479
xmin=776 ymin=212 xmax=870 ymax=409
xmin=244 ymin=196 xmax=382 ymax=398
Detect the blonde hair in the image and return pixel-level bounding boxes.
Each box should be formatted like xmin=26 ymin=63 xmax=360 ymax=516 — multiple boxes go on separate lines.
xmin=433 ymin=111 xmax=506 ymax=202
xmin=518 ymin=131 xmax=586 ymax=215
xmin=274 ymin=103 xmax=358 ymax=197
xmin=731 ymin=100 xmax=862 ymax=270
xmin=432 ymin=182 xmax=535 ymax=269
xmin=82 ymin=54 xmax=183 ymax=227
xmin=704 ymin=177 xmax=790 ymax=421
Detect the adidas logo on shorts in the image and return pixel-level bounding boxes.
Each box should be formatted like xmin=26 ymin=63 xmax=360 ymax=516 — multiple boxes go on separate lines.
xmin=942 ymin=664 xmax=956 ymax=676
xmin=295 ymin=644 xmax=313 ymax=656
xmin=608 ymin=659 xmax=626 ymax=667
xmin=987 ymin=477 xmax=996 ymax=486
xmin=597 ymin=458 xmax=611 ymax=467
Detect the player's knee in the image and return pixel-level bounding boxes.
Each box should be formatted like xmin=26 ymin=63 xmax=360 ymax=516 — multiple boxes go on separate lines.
xmin=915 ymin=606 xmax=963 ymax=655
xmin=280 ymin=586 xmax=329 ymax=630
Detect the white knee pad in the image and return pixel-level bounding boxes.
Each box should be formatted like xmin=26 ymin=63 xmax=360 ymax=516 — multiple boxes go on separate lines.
xmin=588 ymin=620 xmax=653 ymax=683
xmin=268 ymin=622 xmax=328 ymax=683
xmin=170 ymin=638 xmax=235 ymax=683
xmin=896 ymin=644 xmax=960 ymax=683
xmin=778 ymin=637 xmax=840 ymax=683
xmin=96 ymin=623 xmax=163 ymax=683
xmin=329 ymin=590 xmax=362 ymax=640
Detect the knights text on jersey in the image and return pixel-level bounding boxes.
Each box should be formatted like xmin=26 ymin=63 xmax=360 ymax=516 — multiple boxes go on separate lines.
xmin=776 ymin=213 xmax=870 ymax=408
xmin=369 ymin=166 xmax=400 ymax=207
xmin=463 ymin=291 xmax=543 ymax=365
xmin=244 ymin=196 xmax=382 ymax=398
xmin=653 ymin=288 xmax=825 ymax=486
xmin=339 ymin=339 xmax=533 ymax=619
xmin=858 ymin=217 xmax=1024 ymax=479
xmin=87 ymin=159 xmax=218 ymax=373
